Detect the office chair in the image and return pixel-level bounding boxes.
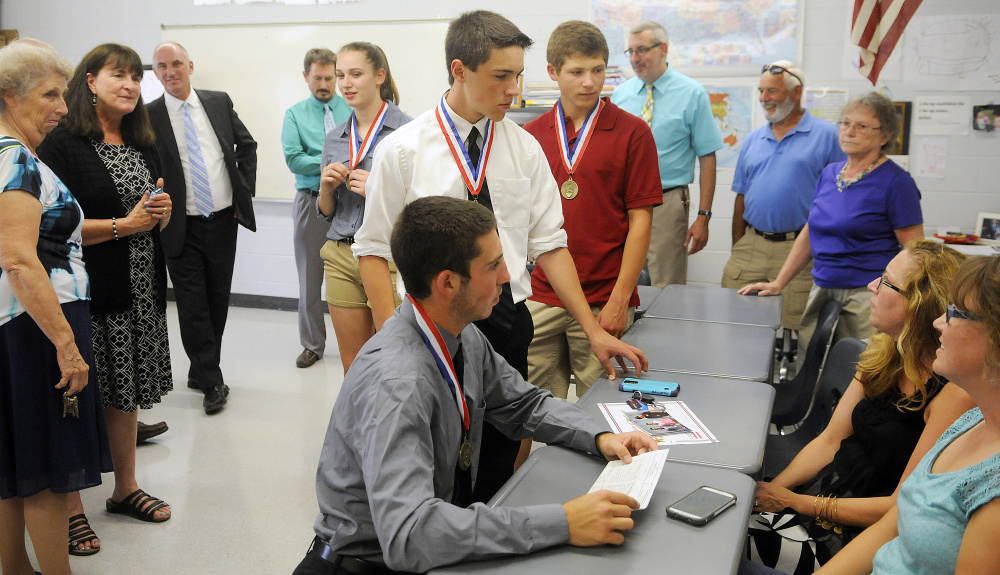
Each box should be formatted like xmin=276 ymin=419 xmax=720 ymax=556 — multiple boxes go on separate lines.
xmin=769 ymin=299 xmax=843 ymax=429
xmin=762 ymin=337 xmax=866 ymax=478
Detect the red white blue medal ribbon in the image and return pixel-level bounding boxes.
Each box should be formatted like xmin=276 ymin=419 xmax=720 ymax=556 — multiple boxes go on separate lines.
xmin=349 ymin=100 xmax=389 ymax=170
xmin=555 ymin=99 xmax=603 ymax=176
xmin=435 ymin=95 xmax=494 ymax=199
xmin=406 ymin=294 xmax=470 ymax=432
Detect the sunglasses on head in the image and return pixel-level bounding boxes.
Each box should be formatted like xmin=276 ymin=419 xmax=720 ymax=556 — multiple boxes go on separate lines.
xmin=762 ymin=64 xmax=803 ymax=87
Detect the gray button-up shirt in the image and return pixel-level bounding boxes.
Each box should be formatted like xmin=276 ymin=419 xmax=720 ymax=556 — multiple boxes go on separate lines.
xmin=313 ymin=298 xmax=607 ymax=572
xmin=318 ymin=101 xmax=411 ymax=241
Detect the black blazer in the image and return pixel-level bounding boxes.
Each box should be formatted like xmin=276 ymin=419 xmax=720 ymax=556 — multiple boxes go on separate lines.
xmin=146 ymin=89 xmax=257 ymax=258
xmin=38 ymin=125 xmax=167 ymax=315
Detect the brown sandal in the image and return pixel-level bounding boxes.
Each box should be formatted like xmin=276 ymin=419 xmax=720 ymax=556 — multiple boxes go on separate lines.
xmin=68 ymin=513 xmax=100 ymax=556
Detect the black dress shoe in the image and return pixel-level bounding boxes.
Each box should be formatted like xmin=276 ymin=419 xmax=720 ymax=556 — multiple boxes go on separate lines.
xmin=187 ymin=379 xmax=199 ymax=390
xmin=136 ymin=421 xmax=168 ymax=444
xmin=296 ymin=349 xmax=320 ymax=368
xmin=204 ymin=385 xmax=229 ymax=414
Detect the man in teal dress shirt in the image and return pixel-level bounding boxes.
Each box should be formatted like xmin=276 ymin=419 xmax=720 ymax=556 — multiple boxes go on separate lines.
xmin=611 ymin=22 xmax=723 ymax=287
xmin=282 ymin=48 xmax=351 ymax=368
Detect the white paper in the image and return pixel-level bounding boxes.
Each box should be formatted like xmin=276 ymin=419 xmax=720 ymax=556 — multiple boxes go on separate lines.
xmin=914 ymin=137 xmax=948 ymax=179
xmin=804 ymin=88 xmax=849 ymax=124
xmin=912 ymin=96 xmax=972 ymax=136
xmin=598 ymin=401 xmax=718 ymax=446
xmin=903 ymin=15 xmax=1000 ymax=91
xmin=588 ymin=449 xmax=669 ymax=510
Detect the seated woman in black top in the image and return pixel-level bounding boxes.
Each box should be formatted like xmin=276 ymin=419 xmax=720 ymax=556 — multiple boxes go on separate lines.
xmin=752 ymin=240 xmax=975 ymax=567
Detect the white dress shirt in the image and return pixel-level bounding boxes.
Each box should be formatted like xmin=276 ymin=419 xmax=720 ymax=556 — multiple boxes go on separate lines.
xmin=353 ymin=96 xmax=567 ymax=303
xmin=163 ymin=90 xmax=233 ymax=214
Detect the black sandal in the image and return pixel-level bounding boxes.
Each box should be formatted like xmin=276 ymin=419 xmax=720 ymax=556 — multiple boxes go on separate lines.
xmin=106 ymin=488 xmax=171 ymax=523
xmin=68 ymin=513 xmax=100 ymax=556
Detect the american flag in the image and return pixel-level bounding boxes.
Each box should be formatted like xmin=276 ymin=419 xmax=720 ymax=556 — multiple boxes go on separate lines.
xmin=851 ymin=0 xmax=924 ymax=85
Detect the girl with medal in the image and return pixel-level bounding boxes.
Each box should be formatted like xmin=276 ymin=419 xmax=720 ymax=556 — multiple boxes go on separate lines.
xmin=318 ymin=42 xmax=412 ymax=373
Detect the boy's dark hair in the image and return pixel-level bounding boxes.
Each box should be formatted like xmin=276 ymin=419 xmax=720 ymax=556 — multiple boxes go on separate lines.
xmin=445 ymin=11 xmax=532 ymax=85
xmin=391 ymin=196 xmax=497 ymax=299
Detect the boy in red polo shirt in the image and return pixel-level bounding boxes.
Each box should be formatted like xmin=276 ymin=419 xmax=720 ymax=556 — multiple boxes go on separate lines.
xmin=523 ymin=21 xmax=662 ymax=399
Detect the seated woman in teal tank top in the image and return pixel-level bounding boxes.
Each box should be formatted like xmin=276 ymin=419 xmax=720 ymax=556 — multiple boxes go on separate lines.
xmin=816 ymin=254 xmax=1000 ymax=575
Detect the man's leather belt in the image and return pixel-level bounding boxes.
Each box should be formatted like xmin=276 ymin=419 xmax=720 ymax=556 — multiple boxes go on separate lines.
xmin=753 ymin=227 xmax=801 ymax=242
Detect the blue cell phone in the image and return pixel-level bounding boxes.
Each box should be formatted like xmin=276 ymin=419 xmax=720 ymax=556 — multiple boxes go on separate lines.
xmin=618 ymin=378 xmax=680 ymax=397
xmin=149 ymin=186 xmax=163 ymax=197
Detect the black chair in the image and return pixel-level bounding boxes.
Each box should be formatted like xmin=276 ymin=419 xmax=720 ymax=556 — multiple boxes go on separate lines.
xmin=769 ymin=299 xmax=844 ymax=429
xmin=762 ymin=337 xmax=867 ymax=478
xmin=637 ymin=269 xmax=651 ymax=287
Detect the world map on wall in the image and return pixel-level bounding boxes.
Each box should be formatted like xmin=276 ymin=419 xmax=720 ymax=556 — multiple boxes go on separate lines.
xmin=592 ymin=0 xmax=799 ymax=70
xmin=706 ymin=86 xmax=755 ymax=168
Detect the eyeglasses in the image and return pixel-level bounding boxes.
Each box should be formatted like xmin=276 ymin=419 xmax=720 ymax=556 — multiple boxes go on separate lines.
xmin=946 ymin=304 xmax=982 ymax=324
xmin=877 ymin=272 xmax=903 ymax=294
xmin=761 ymin=64 xmax=803 ymax=87
xmin=836 ymin=121 xmax=882 ymax=132
xmin=625 ymin=42 xmax=663 ymax=57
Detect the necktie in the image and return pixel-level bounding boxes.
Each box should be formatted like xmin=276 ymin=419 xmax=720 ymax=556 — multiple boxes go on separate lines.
xmin=184 ymin=103 xmax=214 ymax=217
xmin=451 ymin=344 xmax=473 ymax=508
xmin=323 ymin=104 xmax=335 ymax=134
xmin=641 ymin=84 xmax=654 ymax=126
xmin=466 ymin=127 xmax=516 ymax=333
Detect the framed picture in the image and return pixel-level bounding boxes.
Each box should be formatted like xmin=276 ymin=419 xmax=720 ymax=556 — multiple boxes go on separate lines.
xmin=893 ymin=101 xmax=912 ymax=155
xmin=976 ymin=212 xmax=1000 ymax=244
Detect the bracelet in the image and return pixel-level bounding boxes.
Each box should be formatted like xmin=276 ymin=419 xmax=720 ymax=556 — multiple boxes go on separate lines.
xmin=814 ymin=494 xmax=843 ymax=533
xmin=112 ymin=217 xmax=118 ymax=240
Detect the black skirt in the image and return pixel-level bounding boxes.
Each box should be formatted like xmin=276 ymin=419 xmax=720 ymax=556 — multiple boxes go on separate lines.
xmin=0 ymin=300 xmax=113 ymax=499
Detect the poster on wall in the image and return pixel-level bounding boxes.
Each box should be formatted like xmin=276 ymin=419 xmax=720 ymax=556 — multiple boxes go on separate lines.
xmin=902 ymin=14 xmax=1000 ymax=91
xmin=591 ymin=0 xmax=800 ymax=74
xmin=701 ymin=84 xmax=757 ymax=169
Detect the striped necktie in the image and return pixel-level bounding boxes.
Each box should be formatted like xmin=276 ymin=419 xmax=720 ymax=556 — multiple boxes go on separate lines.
xmin=324 ymin=104 xmax=335 ymax=134
xmin=641 ymin=84 xmax=654 ymax=126
xmin=184 ymin=102 xmax=214 ymax=217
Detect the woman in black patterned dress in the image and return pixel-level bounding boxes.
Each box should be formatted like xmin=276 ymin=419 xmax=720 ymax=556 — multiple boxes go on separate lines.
xmin=39 ymin=43 xmax=173 ymax=556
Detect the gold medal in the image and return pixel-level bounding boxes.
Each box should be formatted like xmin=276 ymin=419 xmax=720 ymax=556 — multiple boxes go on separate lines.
xmin=561 ymin=177 xmax=579 ymax=200
xmin=459 ymin=436 xmax=474 ymax=470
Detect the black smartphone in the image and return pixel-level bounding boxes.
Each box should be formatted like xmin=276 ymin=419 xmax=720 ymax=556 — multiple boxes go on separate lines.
xmin=666 ymin=486 xmax=737 ymax=526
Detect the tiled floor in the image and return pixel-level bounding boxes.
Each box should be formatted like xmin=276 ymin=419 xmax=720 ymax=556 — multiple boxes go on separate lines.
xmin=43 ymin=303 xmax=345 ymax=575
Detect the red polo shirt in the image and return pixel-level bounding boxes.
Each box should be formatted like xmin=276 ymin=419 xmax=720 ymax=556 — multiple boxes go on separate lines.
xmin=524 ymin=98 xmax=662 ymax=308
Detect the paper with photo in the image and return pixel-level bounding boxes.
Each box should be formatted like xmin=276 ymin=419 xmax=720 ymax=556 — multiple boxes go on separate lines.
xmin=598 ymin=401 xmax=718 ymax=446
xmin=588 ymin=449 xmax=669 ymax=510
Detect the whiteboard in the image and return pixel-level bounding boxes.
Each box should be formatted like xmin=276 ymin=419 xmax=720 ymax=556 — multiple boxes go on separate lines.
xmin=164 ymin=20 xmax=449 ymax=199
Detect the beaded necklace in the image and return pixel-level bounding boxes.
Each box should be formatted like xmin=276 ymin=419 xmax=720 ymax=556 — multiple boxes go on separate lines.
xmin=836 ymin=155 xmax=884 ymax=193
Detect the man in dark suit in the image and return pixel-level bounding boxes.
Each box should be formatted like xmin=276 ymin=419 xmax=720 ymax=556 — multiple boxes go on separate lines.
xmin=148 ymin=41 xmax=257 ymax=414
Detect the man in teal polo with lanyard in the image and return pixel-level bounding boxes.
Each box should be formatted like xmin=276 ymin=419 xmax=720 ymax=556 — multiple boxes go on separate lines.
xmin=611 ymin=21 xmax=723 ymax=287
xmin=282 ymin=48 xmax=351 ymax=368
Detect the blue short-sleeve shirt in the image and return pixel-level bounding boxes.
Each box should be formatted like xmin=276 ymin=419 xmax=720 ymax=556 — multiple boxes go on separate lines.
xmin=612 ymin=67 xmax=723 ymax=188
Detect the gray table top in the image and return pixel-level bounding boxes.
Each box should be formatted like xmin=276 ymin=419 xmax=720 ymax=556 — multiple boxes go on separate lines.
xmin=577 ymin=373 xmax=774 ymax=474
xmin=635 ymin=285 xmax=663 ymax=319
xmin=431 ymin=446 xmax=755 ymax=575
xmin=623 ymin=318 xmax=776 ymax=381
xmin=644 ymin=285 xmax=783 ymax=329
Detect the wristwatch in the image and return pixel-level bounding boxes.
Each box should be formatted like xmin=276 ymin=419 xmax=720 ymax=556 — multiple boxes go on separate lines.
xmin=697 ymin=210 xmax=712 ymax=220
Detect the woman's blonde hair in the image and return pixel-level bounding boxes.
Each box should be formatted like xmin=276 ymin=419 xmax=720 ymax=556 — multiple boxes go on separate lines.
xmin=857 ymin=240 xmax=966 ymax=410
xmin=0 ymin=41 xmax=72 ymax=112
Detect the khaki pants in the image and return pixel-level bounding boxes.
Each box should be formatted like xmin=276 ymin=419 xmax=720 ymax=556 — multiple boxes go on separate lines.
xmin=526 ymin=300 xmax=634 ymax=399
xmin=721 ymin=228 xmax=814 ymax=330
xmin=797 ymin=284 xmax=875 ymax=348
xmin=320 ymin=240 xmax=400 ymax=308
xmin=646 ymin=187 xmax=688 ymax=287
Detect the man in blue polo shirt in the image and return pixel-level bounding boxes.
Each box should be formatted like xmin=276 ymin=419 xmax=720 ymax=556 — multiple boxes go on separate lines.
xmin=720 ymin=60 xmax=844 ymax=330
xmin=282 ymin=48 xmax=351 ymax=368
xmin=611 ymin=21 xmax=723 ymax=287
